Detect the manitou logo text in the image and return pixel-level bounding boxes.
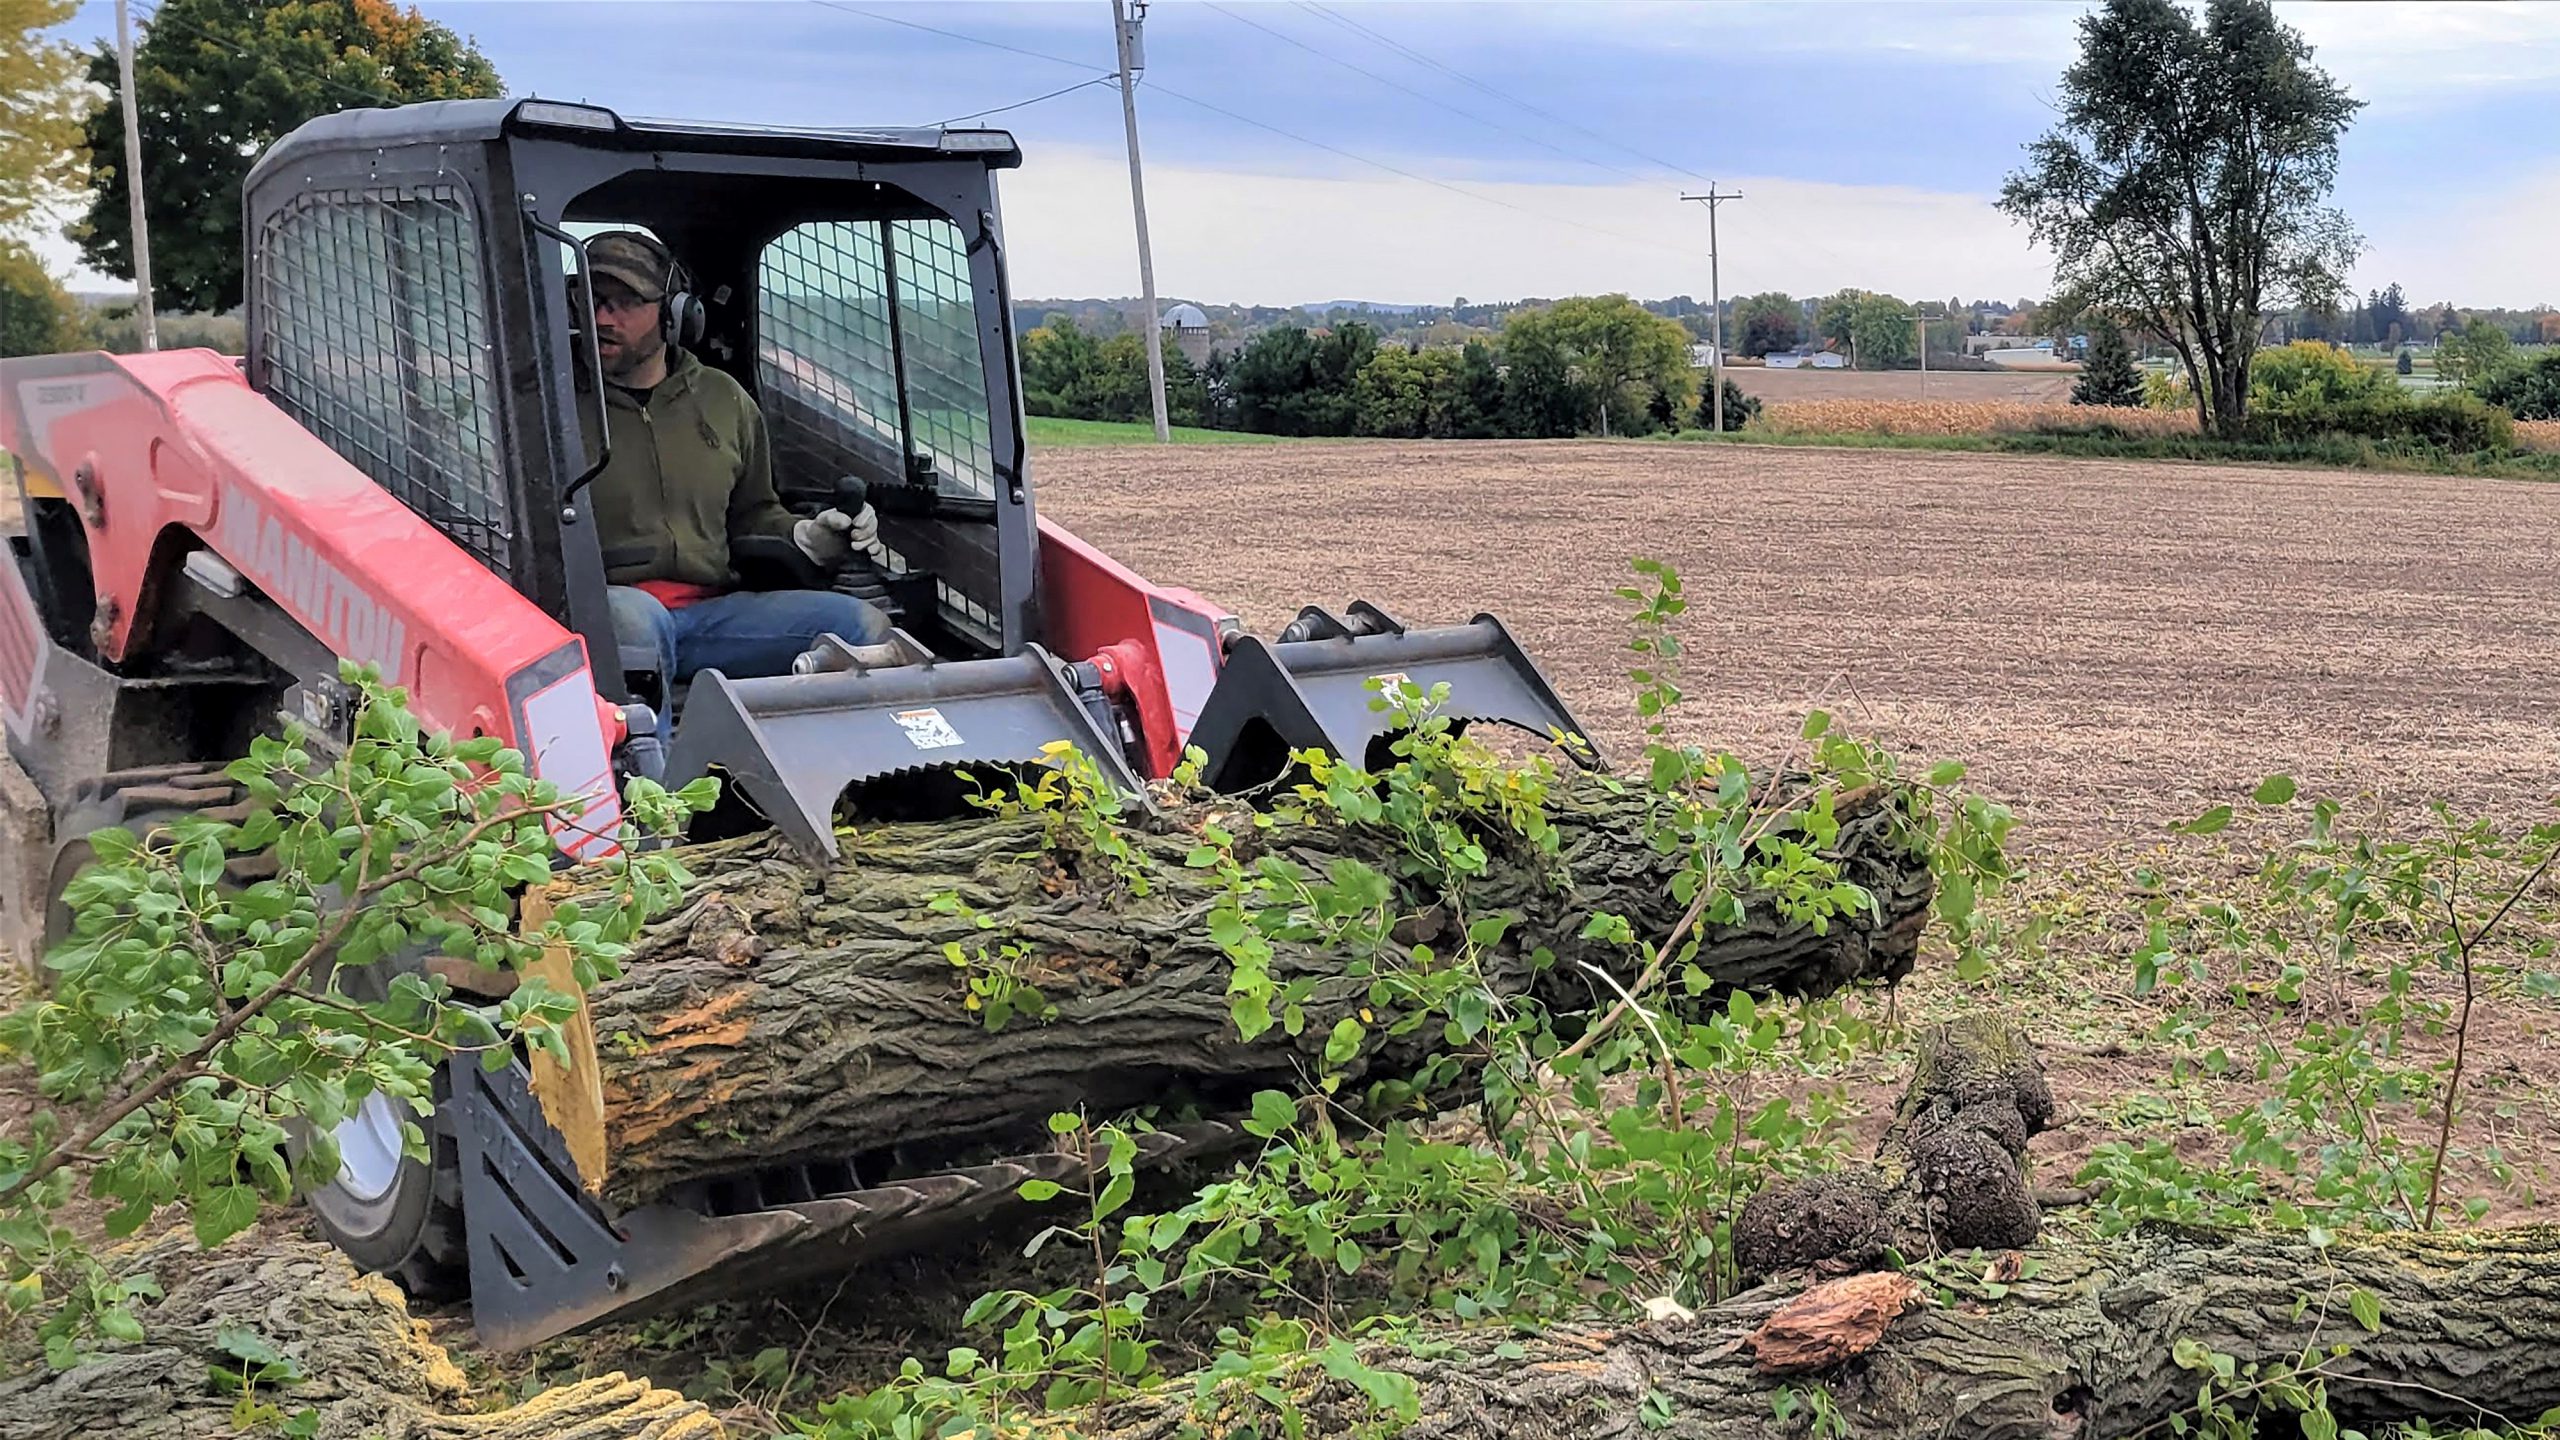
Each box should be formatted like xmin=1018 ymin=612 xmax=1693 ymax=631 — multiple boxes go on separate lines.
xmin=216 ymin=487 xmax=408 ymax=680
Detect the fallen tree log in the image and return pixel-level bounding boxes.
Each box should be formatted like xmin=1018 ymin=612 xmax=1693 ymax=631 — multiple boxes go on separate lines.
xmin=0 ymin=1225 xmax=719 ymax=1440
xmin=571 ymin=776 xmax=1935 ymax=1209
xmin=1073 ymin=1019 xmax=2560 ymax=1440
xmin=1075 ymin=1224 xmax=2560 ymax=1439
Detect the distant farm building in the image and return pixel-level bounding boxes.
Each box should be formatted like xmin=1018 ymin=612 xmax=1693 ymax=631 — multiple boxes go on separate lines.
xmin=1158 ymin=302 xmax=1213 ymax=364
xmin=1764 ymin=349 xmax=1845 ymax=369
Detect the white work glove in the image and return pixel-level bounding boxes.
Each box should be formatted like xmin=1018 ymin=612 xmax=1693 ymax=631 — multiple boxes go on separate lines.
xmin=791 ymin=505 xmax=877 ymax=567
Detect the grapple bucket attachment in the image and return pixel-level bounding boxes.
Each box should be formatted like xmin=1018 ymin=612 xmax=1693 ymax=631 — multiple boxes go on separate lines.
xmin=1185 ymin=601 xmax=1603 ymax=792
xmin=664 ymin=634 xmax=1145 ymax=859
xmin=453 ymin=1055 xmax=1241 ymax=1351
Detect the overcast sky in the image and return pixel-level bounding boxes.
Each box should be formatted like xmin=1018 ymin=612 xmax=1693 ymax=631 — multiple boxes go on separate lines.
xmin=34 ymin=0 xmax=2560 ymax=308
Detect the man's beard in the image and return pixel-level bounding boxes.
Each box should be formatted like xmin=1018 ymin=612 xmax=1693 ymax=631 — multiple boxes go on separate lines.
xmin=601 ymin=327 xmax=666 ymax=382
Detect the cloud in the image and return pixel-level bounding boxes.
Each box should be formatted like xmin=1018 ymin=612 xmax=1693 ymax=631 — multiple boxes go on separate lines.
xmin=2354 ymin=167 xmax=2560 ymax=309
xmin=998 ymin=146 xmax=2052 ymax=305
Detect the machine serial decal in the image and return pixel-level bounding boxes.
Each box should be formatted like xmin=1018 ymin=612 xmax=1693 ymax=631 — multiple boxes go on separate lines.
xmin=894 ymin=707 xmax=965 ymax=749
xmin=216 ymin=485 xmax=410 ymax=682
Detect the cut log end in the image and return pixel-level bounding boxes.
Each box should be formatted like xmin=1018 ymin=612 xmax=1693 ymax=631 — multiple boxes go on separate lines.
xmin=1734 ymin=1015 xmax=2053 ymax=1277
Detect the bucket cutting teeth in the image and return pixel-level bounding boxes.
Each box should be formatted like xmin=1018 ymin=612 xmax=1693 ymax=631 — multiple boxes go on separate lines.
xmin=663 ymin=635 xmax=1147 ymax=859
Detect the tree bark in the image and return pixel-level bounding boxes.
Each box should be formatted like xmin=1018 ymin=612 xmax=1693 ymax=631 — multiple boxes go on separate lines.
xmin=0 ymin=1225 xmax=718 ymax=1440
xmin=1074 ymin=1225 xmax=2560 ymax=1440
xmin=579 ymin=778 xmax=1934 ymax=1211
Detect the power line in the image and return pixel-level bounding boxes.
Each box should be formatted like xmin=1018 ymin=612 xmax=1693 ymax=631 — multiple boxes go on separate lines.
xmin=129 ymin=0 xmax=413 ymax=112
xmin=1197 ymin=2 xmax=1647 ymax=183
xmin=928 ymin=73 xmax=1118 ymax=129
xmin=805 ymin=0 xmax=1690 ymax=262
xmin=1295 ymin=1 xmax=1713 ymax=186
xmin=1136 ymin=76 xmax=1694 ymax=261
xmin=805 ymin=1 xmax=1095 ymax=73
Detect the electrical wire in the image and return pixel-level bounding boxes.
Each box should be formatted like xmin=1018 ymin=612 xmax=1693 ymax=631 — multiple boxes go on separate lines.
xmin=1197 ymin=2 xmax=1648 ymax=183
xmin=1136 ymin=76 xmax=1695 ymax=261
xmin=809 ymin=0 xmax=1692 ymax=261
xmin=805 ymin=0 xmax=1097 ymax=73
xmin=128 ymin=0 xmax=414 ymax=113
xmin=927 ymin=73 xmax=1119 ymax=129
xmin=1294 ymin=1 xmax=1715 ymax=186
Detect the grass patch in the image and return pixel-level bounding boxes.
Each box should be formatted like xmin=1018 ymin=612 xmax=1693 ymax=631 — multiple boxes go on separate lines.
xmin=1025 ymin=415 xmax=1310 ymax=447
xmin=1656 ymin=425 xmax=2560 ymax=480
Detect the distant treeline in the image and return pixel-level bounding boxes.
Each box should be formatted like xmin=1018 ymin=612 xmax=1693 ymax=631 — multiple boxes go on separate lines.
xmin=1017 ymin=294 xmax=1758 ymax=440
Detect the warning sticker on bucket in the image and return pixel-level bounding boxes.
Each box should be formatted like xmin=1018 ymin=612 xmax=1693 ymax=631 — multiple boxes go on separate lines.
xmin=895 ymin=707 xmax=965 ymax=750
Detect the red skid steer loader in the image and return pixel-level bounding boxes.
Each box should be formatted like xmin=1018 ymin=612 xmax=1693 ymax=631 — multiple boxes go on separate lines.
xmin=0 ymin=99 xmax=1597 ymax=1349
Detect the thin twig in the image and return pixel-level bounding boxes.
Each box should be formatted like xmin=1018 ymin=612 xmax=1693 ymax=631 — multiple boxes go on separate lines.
xmin=1576 ymin=960 xmax=1684 ymax=1131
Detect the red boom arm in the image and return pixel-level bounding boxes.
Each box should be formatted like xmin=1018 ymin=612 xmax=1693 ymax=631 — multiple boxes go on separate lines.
xmin=0 ymin=350 xmax=622 ymax=858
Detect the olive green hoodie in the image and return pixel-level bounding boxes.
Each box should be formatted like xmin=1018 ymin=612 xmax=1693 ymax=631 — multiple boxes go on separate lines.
xmin=587 ymin=347 xmax=795 ymax=588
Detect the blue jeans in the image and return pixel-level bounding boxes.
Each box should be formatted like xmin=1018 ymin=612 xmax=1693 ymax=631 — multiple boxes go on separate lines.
xmin=608 ymin=586 xmax=892 ymax=689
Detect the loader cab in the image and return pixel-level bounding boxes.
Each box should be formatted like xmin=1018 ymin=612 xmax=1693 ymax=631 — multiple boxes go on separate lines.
xmin=240 ymin=98 xmax=1036 ymax=714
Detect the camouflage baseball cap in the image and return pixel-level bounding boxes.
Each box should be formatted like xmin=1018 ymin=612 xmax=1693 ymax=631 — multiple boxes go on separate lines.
xmin=585 ymin=230 xmax=676 ymax=302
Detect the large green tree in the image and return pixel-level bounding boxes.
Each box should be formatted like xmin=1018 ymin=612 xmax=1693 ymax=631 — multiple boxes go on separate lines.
xmin=1998 ymin=0 xmax=2362 ymax=439
xmin=1817 ymin=290 xmax=1915 ymax=368
xmin=76 ymin=0 xmax=502 ymax=314
xmin=1729 ymin=291 xmax=1802 ymax=357
xmin=1500 ymin=295 xmax=1692 ymax=436
xmin=1 ymin=0 xmax=93 ymax=239
xmin=2434 ymin=317 xmax=2515 ymax=391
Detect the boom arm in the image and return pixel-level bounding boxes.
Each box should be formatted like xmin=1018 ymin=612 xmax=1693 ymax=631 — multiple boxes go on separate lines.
xmin=0 ymin=349 xmax=624 ymax=859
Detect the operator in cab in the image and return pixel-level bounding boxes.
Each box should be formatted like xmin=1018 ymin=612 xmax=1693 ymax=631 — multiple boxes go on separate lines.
xmin=580 ymin=229 xmax=892 ymax=687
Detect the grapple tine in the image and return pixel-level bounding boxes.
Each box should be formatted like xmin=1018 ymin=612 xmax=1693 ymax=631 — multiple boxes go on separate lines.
xmin=1185 ymin=606 xmax=1603 ymax=792
xmin=663 ymin=642 xmax=1148 ymax=860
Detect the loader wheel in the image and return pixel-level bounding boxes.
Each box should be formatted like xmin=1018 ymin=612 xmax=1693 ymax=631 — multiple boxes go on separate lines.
xmin=44 ymin=766 xmax=468 ymax=1298
xmin=292 ymin=913 xmax=470 ymax=1299
xmin=301 ymin=1064 xmax=470 ymax=1300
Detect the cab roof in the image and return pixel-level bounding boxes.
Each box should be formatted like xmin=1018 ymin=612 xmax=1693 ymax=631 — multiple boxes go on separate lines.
xmin=246 ymin=97 xmax=1021 ymax=193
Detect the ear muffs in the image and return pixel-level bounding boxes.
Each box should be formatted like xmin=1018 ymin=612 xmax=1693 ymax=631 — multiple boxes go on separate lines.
xmin=662 ymin=286 xmax=706 ymax=348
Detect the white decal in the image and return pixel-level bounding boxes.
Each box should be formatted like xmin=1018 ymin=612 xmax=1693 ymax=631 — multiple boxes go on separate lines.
xmin=13 ymin=377 xmax=99 ymax=466
xmin=1150 ymin=618 xmax=1219 ymax=741
xmin=895 ymin=707 xmax=964 ymax=750
xmin=519 ymin=665 xmax=622 ymax=862
xmin=215 ymin=486 xmax=409 ymax=681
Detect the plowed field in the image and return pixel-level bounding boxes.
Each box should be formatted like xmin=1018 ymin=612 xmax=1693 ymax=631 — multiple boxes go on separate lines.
xmin=1037 ymin=440 xmax=2560 ymax=857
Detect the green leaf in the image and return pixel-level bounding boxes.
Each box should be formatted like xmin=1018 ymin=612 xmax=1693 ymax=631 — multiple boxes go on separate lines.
xmin=1927 ymin=760 xmax=1969 ymax=786
xmin=1800 ymin=710 xmax=1831 ymax=739
xmin=181 ymin=838 xmax=227 ymax=889
xmin=192 ymin=1184 xmax=261 ymax=1248
xmin=1246 ymin=1090 xmax=1298 ymax=1138
xmin=1017 ymin=1179 xmax=1063 ymax=1203
xmin=213 ymin=1324 xmax=293 ymax=1373
xmin=2347 ymin=1286 xmax=2382 ymax=1334
xmin=96 ymin=1305 xmax=145 ymax=1344
xmin=1335 ymin=1239 xmax=1362 ymax=1274
xmin=2252 ymin=774 xmax=2298 ymax=806
xmin=1323 ymin=1016 xmax=1366 ymax=1068
xmin=2180 ymin=805 xmax=2234 ymax=836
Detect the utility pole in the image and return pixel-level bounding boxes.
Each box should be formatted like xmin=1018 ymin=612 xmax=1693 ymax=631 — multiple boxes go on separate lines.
xmin=1679 ymin=186 xmax=1740 ymax=431
xmin=115 ymin=0 xmax=158 ymax=352
xmin=1112 ymin=0 xmax=1169 ymax=442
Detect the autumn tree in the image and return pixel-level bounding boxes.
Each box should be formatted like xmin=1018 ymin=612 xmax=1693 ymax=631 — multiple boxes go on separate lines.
xmin=0 ymin=0 xmax=94 ymax=239
xmin=76 ymin=0 xmax=502 ymax=314
xmin=1998 ymin=0 xmax=2362 ymax=439
xmin=0 ymin=242 xmax=90 ymax=357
